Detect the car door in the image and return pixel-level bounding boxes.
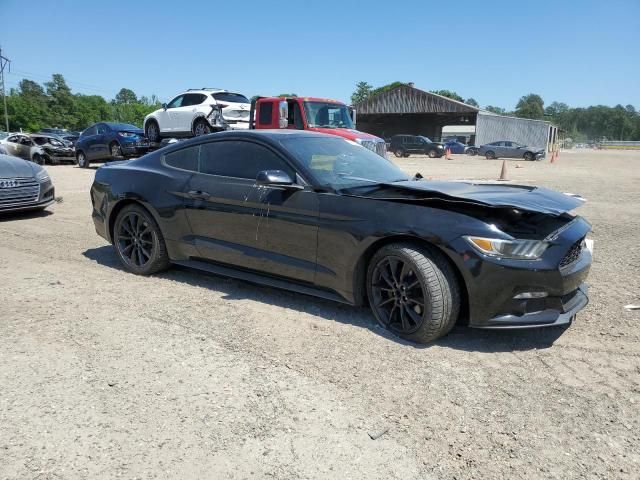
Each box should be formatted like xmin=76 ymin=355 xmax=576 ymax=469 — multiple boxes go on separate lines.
xmin=173 ymin=93 xmax=205 ymax=134
xmin=94 ymin=123 xmax=110 ymax=159
xmin=18 ymin=136 xmax=34 ymax=160
xmin=182 ymin=139 xmax=318 ymax=282
xmin=3 ymin=135 xmax=23 ymax=157
xmin=164 ymin=95 xmax=187 ymax=133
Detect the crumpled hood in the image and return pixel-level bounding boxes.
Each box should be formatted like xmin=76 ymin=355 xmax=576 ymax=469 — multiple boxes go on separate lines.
xmin=0 ymin=154 xmax=36 ymax=178
xmin=378 ymin=180 xmax=585 ymax=215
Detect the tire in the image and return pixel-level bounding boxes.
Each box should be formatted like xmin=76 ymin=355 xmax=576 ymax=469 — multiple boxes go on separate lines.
xmin=145 ymin=120 xmax=160 ymax=143
xmin=193 ymin=118 xmax=211 ymax=137
xmin=77 ymin=151 xmax=90 ymax=168
xmin=110 ymin=142 xmax=123 ymax=160
xmin=113 ymin=204 xmax=170 ymax=275
xmin=523 ymin=152 xmax=534 ymax=161
xmin=428 ymin=149 xmax=438 ymax=158
xmin=466 ymin=148 xmax=477 ymax=156
xmin=394 ymin=148 xmax=405 ymax=158
xmin=485 ymin=150 xmax=496 ymax=159
xmin=32 ymin=154 xmax=44 ymax=165
xmin=366 ymin=243 xmax=460 ymax=344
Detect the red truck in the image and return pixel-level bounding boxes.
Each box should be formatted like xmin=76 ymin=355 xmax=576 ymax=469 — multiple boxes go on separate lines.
xmin=249 ymin=96 xmax=387 ymax=158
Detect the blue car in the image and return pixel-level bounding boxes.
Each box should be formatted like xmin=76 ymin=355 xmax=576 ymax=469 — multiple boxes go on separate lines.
xmin=75 ymin=122 xmax=150 ymax=168
xmin=443 ymin=140 xmax=468 ymax=154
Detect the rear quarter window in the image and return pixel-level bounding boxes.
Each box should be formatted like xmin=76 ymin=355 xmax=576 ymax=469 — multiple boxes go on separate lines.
xmin=164 ymin=145 xmax=200 ymax=172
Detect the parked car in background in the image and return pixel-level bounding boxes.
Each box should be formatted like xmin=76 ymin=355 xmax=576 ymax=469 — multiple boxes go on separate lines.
xmin=0 ymin=153 xmax=55 ymax=212
xmin=251 ymin=96 xmax=387 ymax=158
xmin=60 ymin=133 xmax=80 ymax=146
xmin=443 ymin=140 xmax=468 ymax=154
xmin=389 ymin=135 xmax=445 ymax=158
xmin=478 ymin=141 xmax=545 ymax=161
xmin=40 ymin=128 xmax=69 ymax=136
xmin=1 ymin=133 xmax=48 ymax=164
xmin=143 ymin=88 xmax=250 ymax=143
xmin=30 ymin=133 xmax=75 ymax=164
xmin=75 ymin=122 xmax=149 ymax=168
xmin=90 ymin=130 xmax=592 ymax=344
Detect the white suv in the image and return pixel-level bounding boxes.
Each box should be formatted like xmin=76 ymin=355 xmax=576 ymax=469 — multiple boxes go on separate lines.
xmin=143 ymin=89 xmax=251 ymax=143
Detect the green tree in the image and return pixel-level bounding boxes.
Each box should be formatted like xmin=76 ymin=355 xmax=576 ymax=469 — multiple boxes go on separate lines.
xmin=115 ymin=88 xmax=138 ymax=105
xmin=484 ymin=105 xmax=507 ymax=115
xmin=350 ymin=81 xmax=373 ymax=105
xmin=430 ymin=90 xmax=464 ymax=102
xmin=370 ymin=81 xmax=408 ymax=98
xmin=465 ymin=97 xmax=479 ymax=107
xmin=45 ymin=73 xmax=76 ymax=127
xmin=515 ymin=93 xmax=544 ymax=119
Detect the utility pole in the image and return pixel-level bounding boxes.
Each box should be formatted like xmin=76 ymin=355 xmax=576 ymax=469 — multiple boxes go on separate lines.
xmin=0 ymin=47 xmax=10 ymax=132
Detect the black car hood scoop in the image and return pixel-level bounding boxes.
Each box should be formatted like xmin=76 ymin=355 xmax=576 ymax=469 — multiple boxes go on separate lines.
xmin=349 ymin=180 xmax=585 ymax=215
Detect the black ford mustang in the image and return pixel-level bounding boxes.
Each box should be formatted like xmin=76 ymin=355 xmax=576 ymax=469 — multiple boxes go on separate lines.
xmin=90 ymin=130 xmax=592 ymax=343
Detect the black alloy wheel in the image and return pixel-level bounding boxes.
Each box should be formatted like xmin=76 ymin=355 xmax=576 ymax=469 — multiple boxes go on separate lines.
xmin=77 ymin=151 xmax=89 ymax=168
xmin=485 ymin=150 xmax=496 ymax=159
xmin=523 ymin=152 xmax=534 ymax=161
xmin=110 ymin=142 xmax=123 ymax=160
xmin=394 ymin=148 xmax=405 ymax=158
xmin=367 ymin=243 xmax=460 ymax=343
xmin=193 ymin=119 xmax=211 ymax=137
xmin=113 ymin=205 xmax=169 ymax=275
xmin=146 ymin=121 xmax=160 ymax=143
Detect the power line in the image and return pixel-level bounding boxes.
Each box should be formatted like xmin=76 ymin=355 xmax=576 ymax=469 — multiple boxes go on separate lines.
xmin=6 ymin=70 xmax=116 ymax=96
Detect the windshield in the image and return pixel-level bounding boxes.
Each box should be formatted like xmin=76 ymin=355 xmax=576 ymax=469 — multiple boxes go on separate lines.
xmin=109 ymin=123 xmax=139 ymax=131
xmin=281 ymin=136 xmax=408 ymax=190
xmin=303 ymin=102 xmax=354 ymax=129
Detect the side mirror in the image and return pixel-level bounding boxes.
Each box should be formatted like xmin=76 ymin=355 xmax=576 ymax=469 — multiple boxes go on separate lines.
xmin=162 ymin=103 xmax=168 ymax=110
xmin=278 ymin=101 xmax=288 ymax=129
xmin=256 ymin=170 xmax=303 ymax=190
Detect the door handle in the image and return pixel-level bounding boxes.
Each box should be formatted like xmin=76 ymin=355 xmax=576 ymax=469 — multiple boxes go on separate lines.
xmin=187 ymin=190 xmax=211 ymax=200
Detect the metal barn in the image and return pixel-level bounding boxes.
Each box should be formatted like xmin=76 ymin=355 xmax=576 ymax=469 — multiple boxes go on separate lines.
xmin=354 ymin=84 xmax=558 ymax=151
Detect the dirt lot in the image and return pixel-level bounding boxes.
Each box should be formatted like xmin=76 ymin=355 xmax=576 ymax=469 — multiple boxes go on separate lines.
xmin=1 ymin=149 xmax=639 ymax=479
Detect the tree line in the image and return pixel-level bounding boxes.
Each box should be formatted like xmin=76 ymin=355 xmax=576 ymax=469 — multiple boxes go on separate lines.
xmin=351 ymin=81 xmax=640 ymax=142
xmin=0 ymin=73 xmax=161 ymax=132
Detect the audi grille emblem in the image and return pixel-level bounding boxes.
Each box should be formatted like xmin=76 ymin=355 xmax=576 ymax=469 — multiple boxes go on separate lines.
xmin=0 ymin=179 xmax=18 ymax=188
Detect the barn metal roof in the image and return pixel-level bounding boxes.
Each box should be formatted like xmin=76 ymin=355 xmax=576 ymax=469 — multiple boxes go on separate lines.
xmin=355 ymin=85 xmax=481 ymax=115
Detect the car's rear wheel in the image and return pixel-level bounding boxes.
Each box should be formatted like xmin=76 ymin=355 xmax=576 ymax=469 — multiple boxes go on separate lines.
xmin=193 ymin=119 xmax=211 ymax=137
xmin=367 ymin=243 xmax=460 ymax=343
xmin=428 ymin=149 xmax=438 ymax=158
xmin=32 ymin=154 xmax=44 ymax=165
xmin=110 ymin=142 xmax=123 ymax=160
xmin=394 ymin=148 xmax=405 ymax=158
xmin=77 ymin=151 xmax=89 ymax=168
xmin=145 ymin=120 xmax=160 ymax=143
xmin=485 ymin=150 xmax=496 ymax=159
xmin=113 ymin=204 xmax=169 ymax=275
xmin=523 ymin=152 xmax=534 ymax=161
xmin=466 ymin=148 xmax=477 ymax=156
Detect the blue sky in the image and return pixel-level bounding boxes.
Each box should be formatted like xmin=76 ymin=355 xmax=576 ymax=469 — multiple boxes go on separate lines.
xmin=2 ymin=0 xmax=639 ymax=109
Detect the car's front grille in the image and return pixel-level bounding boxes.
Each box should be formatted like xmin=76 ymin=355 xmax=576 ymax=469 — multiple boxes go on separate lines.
xmin=361 ymin=140 xmax=387 ymax=158
xmin=0 ymin=177 xmax=40 ymax=208
xmin=560 ymin=237 xmax=585 ymax=269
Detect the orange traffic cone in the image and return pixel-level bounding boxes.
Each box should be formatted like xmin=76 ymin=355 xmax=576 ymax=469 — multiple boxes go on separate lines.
xmin=550 ymin=150 xmax=556 ymax=163
xmin=498 ymin=160 xmax=508 ymax=181
xmin=445 ymin=147 xmax=451 ymax=160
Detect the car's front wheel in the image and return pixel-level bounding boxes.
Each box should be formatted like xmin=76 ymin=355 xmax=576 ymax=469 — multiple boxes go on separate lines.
xmin=32 ymin=154 xmax=45 ymax=165
xmin=113 ymin=204 xmax=170 ymax=275
xmin=428 ymin=149 xmax=439 ymax=158
xmin=110 ymin=142 xmax=123 ymax=160
xmin=367 ymin=243 xmax=460 ymax=343
xmin=485 ymin=150 xmax=496 ymax=159
xmin=394 ymin=148 xmax=405 ymax=158
xmin=77 ymin=151 xmax=89 ymax=168
xmin=193 ymin=119 xmax=211 ymax=137
xmin=145 ymin=120 xmax=160 ymax=143
xmin=523 ymin=152 xmax=535 ymax=161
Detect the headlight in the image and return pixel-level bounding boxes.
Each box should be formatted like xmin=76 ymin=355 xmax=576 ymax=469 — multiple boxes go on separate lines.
xmin=464 ymin=236 xmax=548 ymax=260
xmin=35 ymin=169 xmax=50 ymax=183
xmin=118 ymin=132 xmax=138 ymax=138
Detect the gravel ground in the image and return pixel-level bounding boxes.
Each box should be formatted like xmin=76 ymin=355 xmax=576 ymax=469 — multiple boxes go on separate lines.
xmin=1 ymin=149 xmax=639 ymax=479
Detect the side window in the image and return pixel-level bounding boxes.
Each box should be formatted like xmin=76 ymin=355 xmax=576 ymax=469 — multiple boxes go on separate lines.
xmin=503 ymin=141 xmax=512 ymax=147
xmin=182 ymin=94 xmax=206 ymax=107
xmin=83 ymin=126 xmax=97 ymax=137
xmin=96 ymin=124 xmax=108 ymax=135
xmin=167 ymin=95 xmax=184 ymax=109
xmin=33 ymin=137 xmax=47 ymax=146
xmin=7 ymin=135 xmax=20 ymax=142
xmin=259 ymin=102 xmax=273 ymax=126
xmin=199 ymin=141 xmax=294 ymax=180
xmin=164 ymin=145 xmax=200 ymax=171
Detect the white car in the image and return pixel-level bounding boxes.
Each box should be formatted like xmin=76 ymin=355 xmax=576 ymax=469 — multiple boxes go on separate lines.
xmin=143 ymin=89 xmax=251 ymax=143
